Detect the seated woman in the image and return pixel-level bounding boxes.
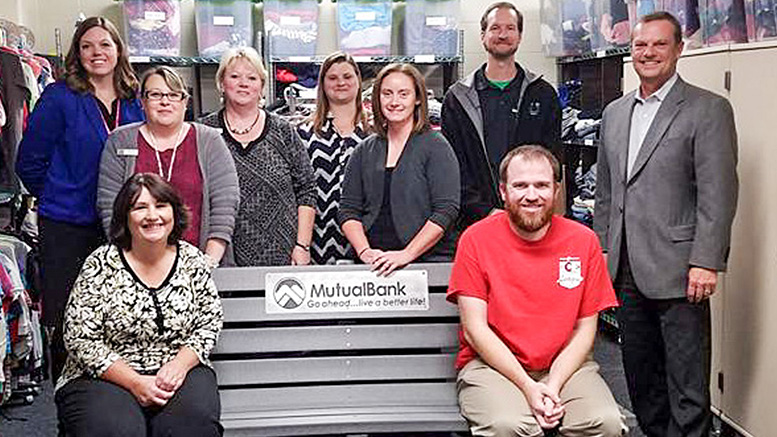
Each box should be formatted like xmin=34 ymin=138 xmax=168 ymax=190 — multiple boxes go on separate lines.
xmin=339 ymin=63 xmax=460 ymax=276
xmin=200 ymin=47 xmax=316 ymax=266
xmin=99 ymin=66 xmax=239 ymax=268
xmin=56 ymin=173 xmax=223 ymax=436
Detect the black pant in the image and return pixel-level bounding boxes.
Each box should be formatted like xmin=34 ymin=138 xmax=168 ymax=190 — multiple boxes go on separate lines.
xmin=56 ymin=365 xmax=223 ymax=437
xmin=40 ymin=217 xmax=104 ymax=382
xmin=615 ymin=252 xmax=711 ymax=437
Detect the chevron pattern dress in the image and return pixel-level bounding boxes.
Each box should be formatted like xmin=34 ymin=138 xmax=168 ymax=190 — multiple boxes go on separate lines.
xmin=298 ymin=118 xmax=369 ymax=265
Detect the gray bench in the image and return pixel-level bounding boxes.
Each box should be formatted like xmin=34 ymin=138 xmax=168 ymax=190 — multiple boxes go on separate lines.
xmin=212 ymin=263 xmax=468 ymax=436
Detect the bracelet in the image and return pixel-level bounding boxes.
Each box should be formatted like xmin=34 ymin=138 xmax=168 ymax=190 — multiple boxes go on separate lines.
xmin=295 ymin=242 xmax=310 ymax=252
xmin=358 ymin=247 xmax=370 ymax=258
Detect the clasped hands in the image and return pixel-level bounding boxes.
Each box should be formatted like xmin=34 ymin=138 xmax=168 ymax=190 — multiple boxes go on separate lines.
xmin=130 ymin=357 xmax=189 ymax=407
xmin=525 ymin=380 xmax=565 ymax=429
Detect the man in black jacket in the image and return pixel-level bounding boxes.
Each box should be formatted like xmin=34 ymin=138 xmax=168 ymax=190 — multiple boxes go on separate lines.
xmin=442 ymin=2 xmax=561 ymax=231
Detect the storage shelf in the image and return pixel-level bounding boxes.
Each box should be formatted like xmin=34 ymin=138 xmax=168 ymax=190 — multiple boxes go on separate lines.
xmin=557 ymin=46 xmax=630 ymax=64
xmin=128 ymin=56 xmax=220 ymax=66
xmin=563 ymin=139 xmax=599 ymax=149
xmin=269 ymin=55 xmax=463 ymax=64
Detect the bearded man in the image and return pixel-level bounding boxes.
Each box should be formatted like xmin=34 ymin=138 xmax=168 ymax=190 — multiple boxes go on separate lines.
xmin=441 ymin=2 xmax=561 ymax=232
xmin=447 ymin=145 xmax=626 ymax=437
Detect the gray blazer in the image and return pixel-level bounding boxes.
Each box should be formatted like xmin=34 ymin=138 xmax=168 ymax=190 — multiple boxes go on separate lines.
xmin=593 ymin=77 xmax=738 ymax=299
xmin=339 ymin=130 xmax=460 ymax=260
xmin=98 ymin=122 xmax=240 ymax=253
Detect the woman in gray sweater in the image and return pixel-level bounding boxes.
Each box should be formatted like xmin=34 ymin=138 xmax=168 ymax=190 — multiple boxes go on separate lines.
xmin=99 ymin=67 xmax=239 ymax=268
xmin=339 ymin=64 xmax=460 ymax=276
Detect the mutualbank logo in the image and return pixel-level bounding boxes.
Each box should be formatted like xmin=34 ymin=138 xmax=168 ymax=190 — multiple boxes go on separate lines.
xmin=265 ymin=271 xmax=430 ymax=314
xmin=273 ymin=277 xmax=306 ymax=309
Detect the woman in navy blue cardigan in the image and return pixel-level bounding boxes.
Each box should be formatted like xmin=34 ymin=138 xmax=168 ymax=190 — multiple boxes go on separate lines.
xmin=15 ymin=16 xmax=144 ymax=382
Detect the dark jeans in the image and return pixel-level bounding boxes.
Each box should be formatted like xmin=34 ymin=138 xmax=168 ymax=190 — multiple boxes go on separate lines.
xmin=40 ymin=217 xmax=104 ymax=382
xmin=55 ymin=365 xmax=223 ymax=437
xmin=615 ymin=252 xmax=712 ymax=437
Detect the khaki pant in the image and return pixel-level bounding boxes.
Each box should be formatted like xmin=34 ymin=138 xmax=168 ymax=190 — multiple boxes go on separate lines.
xmin=457 ymin=358 xmax=627 ymax=437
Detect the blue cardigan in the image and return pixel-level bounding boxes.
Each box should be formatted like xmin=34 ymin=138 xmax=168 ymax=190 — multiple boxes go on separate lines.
xmin=16 ymin=81 xmax=144 ymax=225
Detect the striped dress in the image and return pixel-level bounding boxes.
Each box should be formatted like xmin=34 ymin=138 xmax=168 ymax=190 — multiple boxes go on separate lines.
xmin=298 ymin=117 xmax=369 ymax=265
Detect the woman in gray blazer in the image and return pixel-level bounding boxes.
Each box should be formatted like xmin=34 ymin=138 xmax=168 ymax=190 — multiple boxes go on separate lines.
xmin=339 ymin=63 xmax=460 ymax=276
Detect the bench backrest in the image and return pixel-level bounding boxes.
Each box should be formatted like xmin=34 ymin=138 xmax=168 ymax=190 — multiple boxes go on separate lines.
xmin=212 ymin=263 xmax=461 ymax=420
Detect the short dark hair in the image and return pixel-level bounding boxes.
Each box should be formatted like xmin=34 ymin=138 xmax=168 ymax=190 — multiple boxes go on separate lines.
xmin=64 ymin=16 xmax=138 ymax=99
xmin=499 ymin=145 xmax=561 ymax=183
xmin=637 ymin=11 xmax=683 ymax=44
xmin=480 ymin=2 xmax=524 ymax=33
xmin=110 ymin=173 xmax=189 ymax=250
xmin=371 ymin=63 xmax=430 ymax=138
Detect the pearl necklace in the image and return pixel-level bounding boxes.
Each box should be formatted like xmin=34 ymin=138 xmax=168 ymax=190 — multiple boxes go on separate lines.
xmin=225 ymin=109 xmax=261 ymax=135
xmin=146 ymin=124 xmax=186 ymax=182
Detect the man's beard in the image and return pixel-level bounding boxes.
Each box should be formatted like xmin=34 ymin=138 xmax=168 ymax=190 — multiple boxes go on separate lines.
xmin=484 ymin=41 xmax=517 ymax=60
xmin=505 ymin=198 xmax=553 ymax=233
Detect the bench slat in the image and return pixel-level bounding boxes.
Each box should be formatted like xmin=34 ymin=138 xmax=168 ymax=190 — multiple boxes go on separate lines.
xmin=223 ymin=408 xmax=468 ymax=436
xmin=221 ymin=292 xmax=458 ymax=322
xmin=214 ymin=354 xmax=456 ymax=386
xmin=214 ymin=263 xmax=453 ymax=292
xmin=219 ymin=382 xmax=460 ymax=412
xmin=213 ymin=322 xmax=459 ymax=354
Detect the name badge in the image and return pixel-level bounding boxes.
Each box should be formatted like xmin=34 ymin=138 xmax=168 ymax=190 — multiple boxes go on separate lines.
xmin=117 ymin=148 xmax=138 ymax=157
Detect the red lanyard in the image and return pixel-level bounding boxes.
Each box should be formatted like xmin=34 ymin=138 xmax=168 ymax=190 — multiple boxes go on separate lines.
xmin=100 ymin=99 xmax=121 ymax=134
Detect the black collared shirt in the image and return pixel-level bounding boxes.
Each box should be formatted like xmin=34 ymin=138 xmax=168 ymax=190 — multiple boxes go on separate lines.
xmin=476 ymin=64 xmax=525 ymax=174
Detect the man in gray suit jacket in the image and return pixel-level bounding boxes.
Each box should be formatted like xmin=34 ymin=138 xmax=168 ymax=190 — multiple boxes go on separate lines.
xmin=594 ymin=12 xmax=738 ymax=437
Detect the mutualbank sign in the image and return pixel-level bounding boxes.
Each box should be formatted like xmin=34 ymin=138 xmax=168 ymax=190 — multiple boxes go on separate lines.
xmin=265 ymin=270 xmax=429 ymax=314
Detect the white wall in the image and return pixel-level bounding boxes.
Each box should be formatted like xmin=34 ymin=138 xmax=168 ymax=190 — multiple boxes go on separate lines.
xmin=5 ymin=0 xmax=556 ymax=85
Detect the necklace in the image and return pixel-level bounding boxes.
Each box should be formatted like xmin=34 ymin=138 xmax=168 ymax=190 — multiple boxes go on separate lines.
xmin=225 ymin=109 xmax=261 ymax=135
xmin=146 ymin=124 xmax=186 ymax=182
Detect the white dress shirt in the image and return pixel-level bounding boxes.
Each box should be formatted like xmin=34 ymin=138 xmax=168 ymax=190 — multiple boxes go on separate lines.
xmin=627 ymin=73 xmax=679 ymax=178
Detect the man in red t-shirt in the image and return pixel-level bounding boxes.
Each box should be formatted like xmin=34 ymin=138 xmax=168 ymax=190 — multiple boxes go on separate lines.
xmin=447 ymin=145 xmax=625 ymax=436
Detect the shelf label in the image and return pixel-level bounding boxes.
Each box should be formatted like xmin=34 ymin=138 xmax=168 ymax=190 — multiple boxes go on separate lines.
xmin=129 ymin=56 xmax=151 ymax=63
xmin=289 ymin=56 xmax=312 ymax=62
xmin=414 ymin=54 xmax=436 ymax=63
xmin=144 ymin=11 xmax=166 ymax=21
xmin=355 ymin=11 xmax=377 ymax=21
xmin=353 ymin=56 xmax=372 ymax=62
xmin=426 ymin=16 xmax=447 ymax=27
xmin=213 ymin=16 xmax=235 ymax=26
xmin=596 ymin=50 xmax=606 ymax=58
xmin=280 ymin=15 xmax=302 ymax=26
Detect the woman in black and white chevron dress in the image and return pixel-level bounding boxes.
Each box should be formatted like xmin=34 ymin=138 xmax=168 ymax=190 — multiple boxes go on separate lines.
xmin=298 ymin=52 xmax=371 ymax=265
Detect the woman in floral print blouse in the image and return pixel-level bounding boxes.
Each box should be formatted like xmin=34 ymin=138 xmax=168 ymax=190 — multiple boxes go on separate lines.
xmin=55 ymin=173 xmax=223 ymax=436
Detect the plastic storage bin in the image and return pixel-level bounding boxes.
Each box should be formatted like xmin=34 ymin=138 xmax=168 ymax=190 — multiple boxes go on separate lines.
xmin=540 ymin=0 xmax=566 ymax=56
xmin=744 ymin=0 xmax=777 ymax=41
xmin=561 ymin=0 xmax=593 ymax=56
xmin=123 ymin=0 xmax=181 ymax=56
xmin=627 ymin=0 xmax=657 ymax=31
xmin=264 ymin=0 xmax=319 ymax=58
xmin=337 ymin=0 xmax=392 ymax=56
xmin=659 ymin=0 xmax=703 ymax=47
xmin=700 ymin=0 xmax=747 ymax=45
xmin=589 ymin=0 xmax=631 ymax=52
xmin=403 ymin=0 xmax=460 ymax=57
xmin=194 ymin=0 xmax=253 ymax=57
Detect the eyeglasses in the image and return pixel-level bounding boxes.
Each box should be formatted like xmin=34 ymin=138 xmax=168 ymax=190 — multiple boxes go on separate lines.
xmin=144 ymin=90 xmax=187 ymax=102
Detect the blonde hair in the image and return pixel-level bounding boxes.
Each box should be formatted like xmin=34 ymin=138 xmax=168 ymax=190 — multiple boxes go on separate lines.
xmin=140 ymin=66 xmax=189 ymax=97
xmin=215 ymin=47 xmax=267 ymax=95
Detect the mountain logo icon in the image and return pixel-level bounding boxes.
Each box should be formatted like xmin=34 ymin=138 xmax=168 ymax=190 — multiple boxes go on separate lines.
xmin=273 ymin=277 xmax=306 ymax=309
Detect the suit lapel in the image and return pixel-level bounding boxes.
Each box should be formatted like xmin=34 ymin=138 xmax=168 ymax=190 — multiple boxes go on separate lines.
xmin=614 ymin=94 xmax=635 ymax=185
xmin=627 ymin=79 xmax=686 ymax=184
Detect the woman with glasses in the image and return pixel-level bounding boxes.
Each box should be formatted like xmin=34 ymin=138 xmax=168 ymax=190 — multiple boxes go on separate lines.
xmin=200 ymin=47 xmax=316 ymax=266
xmin=56 ymin=173 xmax=223 ymax=436
xmin=15 ymin=16 xmax=145 ymax=382
xmin=99 ymin=66 xmax=239 ymax=268
xmin=297 ymin=52 xmax=371 ymax=265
